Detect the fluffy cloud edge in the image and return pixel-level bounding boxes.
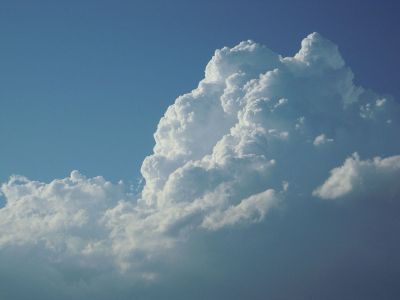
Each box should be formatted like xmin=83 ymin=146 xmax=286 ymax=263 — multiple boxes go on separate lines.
xmin=313 ymin=153 xmax=400 ymax=200
xmin=201 ymin=188 xmax=281 ymax=230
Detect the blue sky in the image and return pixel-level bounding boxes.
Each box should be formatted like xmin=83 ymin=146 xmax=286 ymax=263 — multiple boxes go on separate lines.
xmin=1 ymin=0 xmax=399 ymax=183
xmin=1 ymin=1 xmax=400 ymax=299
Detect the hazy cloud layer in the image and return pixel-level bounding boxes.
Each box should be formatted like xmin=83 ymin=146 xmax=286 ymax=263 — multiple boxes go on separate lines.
xmin=1 ymin=33 xmax=399 ymax=299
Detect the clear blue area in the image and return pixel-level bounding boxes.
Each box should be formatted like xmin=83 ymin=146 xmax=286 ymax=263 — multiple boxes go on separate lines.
xmin=1 ymin=0 xmax=399 ymax=184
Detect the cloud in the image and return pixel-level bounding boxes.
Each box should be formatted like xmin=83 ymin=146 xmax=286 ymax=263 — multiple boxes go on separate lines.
xmin=201 ymin=188 xmax=281 ymax=230
xmin=313 ymin=153 xmax=400 ymax=200
xmin=1 ymin=32 xmax=399 ymax=299
xmin=0 ymin=172 xmax=125 ymax=267
xmin=313 ymin=133 xmax=334 ymax=146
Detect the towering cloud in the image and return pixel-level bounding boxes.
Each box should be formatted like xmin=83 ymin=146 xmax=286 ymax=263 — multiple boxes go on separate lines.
xmin=0 ymin=33 xmax=399 ymax=299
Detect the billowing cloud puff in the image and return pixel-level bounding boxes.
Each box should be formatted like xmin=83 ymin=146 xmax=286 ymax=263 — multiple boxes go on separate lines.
xmin=141 ymin=32 xmax=399 ymax=213
xmin=0 ymin=172 xmax=129 ymax=270
xmin=201 ymin=189 xmax=280 ymax=230
xmin=313 ymin=153 xmax=400 ymax=200
xmin=0 ymin=32 xmax=399 ymax=298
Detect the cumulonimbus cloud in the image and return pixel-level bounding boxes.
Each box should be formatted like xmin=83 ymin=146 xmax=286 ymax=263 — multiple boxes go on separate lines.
xmin=0 ymin=33 xmax=399 ymax=283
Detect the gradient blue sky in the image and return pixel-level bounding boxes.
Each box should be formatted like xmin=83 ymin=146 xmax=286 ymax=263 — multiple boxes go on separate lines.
xmin=1 ymin=0 xmax=399 ymax=184
xmin=1 ymin=2 xmax=400 ymax=299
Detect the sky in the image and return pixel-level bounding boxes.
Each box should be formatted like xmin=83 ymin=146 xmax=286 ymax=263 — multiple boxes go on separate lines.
xmin=1 ymin=1 xmax=400 ymax=299
xmin=1 ymin=0 xmax=399 ymax=183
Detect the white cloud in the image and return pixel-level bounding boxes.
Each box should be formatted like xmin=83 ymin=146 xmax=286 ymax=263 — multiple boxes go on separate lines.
xmin=0 ymin=32 xmax=399 ymax=298
xmin=0 ymin=172 xmax=125 ymax=267
xmin=313 ymin=153 xmax=400 ymax=200
xmin=201 ymin=189 xmax=281 ymax=230
xmin=313 ymin=134 xmax=334 ymax=146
